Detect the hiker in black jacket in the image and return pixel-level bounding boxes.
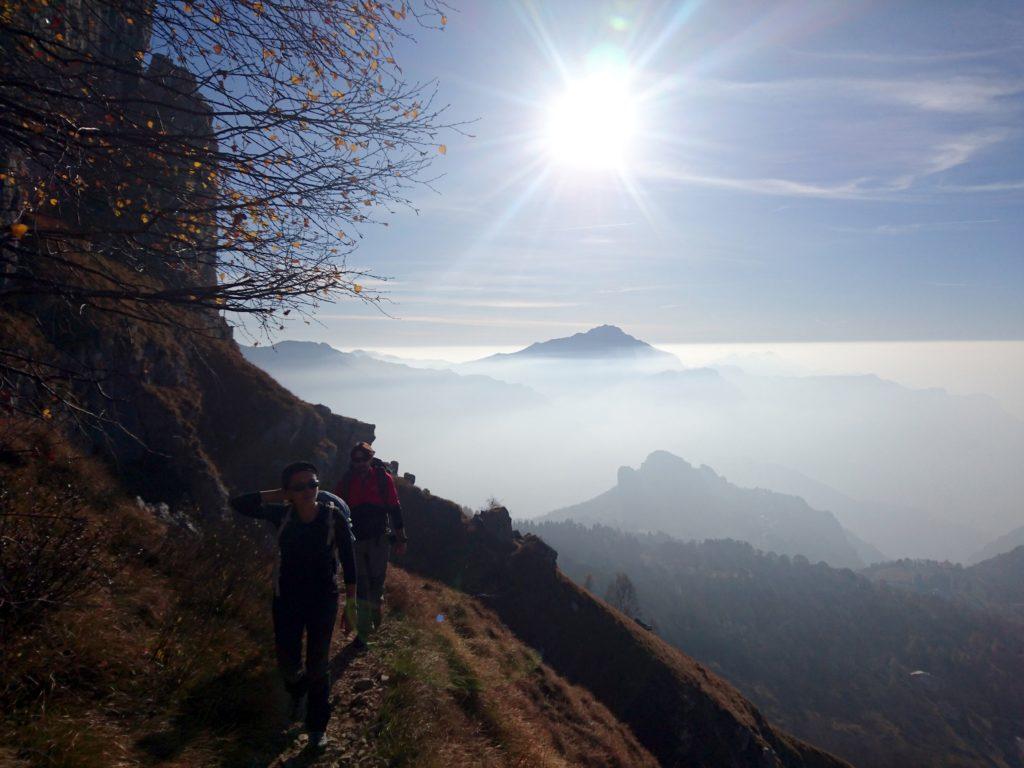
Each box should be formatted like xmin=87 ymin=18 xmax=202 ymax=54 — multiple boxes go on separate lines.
xmin=230 ymin=461 xmax=356 ymax=749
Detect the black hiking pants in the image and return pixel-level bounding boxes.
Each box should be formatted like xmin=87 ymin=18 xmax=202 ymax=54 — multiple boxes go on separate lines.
xmin=272 ymin=591 xmax=338 ymax=732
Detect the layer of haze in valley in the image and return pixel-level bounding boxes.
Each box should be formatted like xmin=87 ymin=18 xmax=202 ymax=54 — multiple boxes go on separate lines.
xmin=238 ymin=1 xmax=1023 ymax=573
xmin=244 ymin=329 xmax=1024 ymax=565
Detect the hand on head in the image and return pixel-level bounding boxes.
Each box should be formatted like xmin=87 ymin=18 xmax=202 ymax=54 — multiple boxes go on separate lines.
xmin=281 ymin=461 xmax=320 ymax=509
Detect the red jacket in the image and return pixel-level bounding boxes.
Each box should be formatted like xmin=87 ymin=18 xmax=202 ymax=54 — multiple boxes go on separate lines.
xmin=337 ymin=467 xmax=400 ymax=508
xmin=334 ymin=466 xmax=403 ymax=540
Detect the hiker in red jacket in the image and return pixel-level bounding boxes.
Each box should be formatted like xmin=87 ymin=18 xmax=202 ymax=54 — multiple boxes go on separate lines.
xmin=333 ymin=442 xmax=407 ymax=647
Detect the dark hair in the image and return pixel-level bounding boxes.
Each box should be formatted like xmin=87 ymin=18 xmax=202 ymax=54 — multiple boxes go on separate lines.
xmin=350 ymin=441 xmax=375 ymax=461
xmin=281 ymin=461 xmax=318 ymax=489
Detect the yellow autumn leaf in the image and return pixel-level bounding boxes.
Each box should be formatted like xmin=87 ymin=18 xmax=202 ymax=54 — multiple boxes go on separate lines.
xmin=353 ymin=284 xmax=362 ymax=293
xmin=438 ymin=144 xmax=447 ymax=155
xmin=10 ymin=223 xmax=28 ymax=239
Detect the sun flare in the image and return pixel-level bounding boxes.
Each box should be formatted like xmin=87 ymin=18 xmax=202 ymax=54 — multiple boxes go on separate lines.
xmin=544 ymin=69 xmax=639 ymax=171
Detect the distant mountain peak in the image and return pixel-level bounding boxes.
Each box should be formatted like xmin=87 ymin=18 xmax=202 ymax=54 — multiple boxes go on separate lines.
xmin=484 ymin=324 xmax=676 ymax=362
xmin=545 ymin=449 xmax=865 ymax=569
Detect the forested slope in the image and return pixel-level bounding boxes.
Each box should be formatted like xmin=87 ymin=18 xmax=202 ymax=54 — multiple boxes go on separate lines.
xmin=521 ymin=520 xmax=1024 ymax=768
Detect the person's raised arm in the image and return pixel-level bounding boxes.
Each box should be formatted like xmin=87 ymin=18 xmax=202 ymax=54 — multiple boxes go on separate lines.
xmin=229 ymin=489 xmax=287 ymax=523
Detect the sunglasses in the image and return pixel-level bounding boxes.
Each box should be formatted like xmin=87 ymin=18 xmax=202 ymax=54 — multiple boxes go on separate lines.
xmin=351 ymin=456 xmax=371 ymax=464
xmin=288 ymin=479 xmax=320 ymax=492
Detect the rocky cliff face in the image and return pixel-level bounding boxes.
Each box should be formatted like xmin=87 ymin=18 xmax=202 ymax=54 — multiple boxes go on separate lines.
xmin=3 ymin=0 xmax=221 ymax=299
xmin=2 ymin=0 xmax=372 ymax=509
xmin=18 ymin=310 xmax=373 ymax=513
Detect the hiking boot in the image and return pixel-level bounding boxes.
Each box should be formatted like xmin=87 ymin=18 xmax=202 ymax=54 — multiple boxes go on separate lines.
xmin=306 ymin=731 xmax=330 ymax=750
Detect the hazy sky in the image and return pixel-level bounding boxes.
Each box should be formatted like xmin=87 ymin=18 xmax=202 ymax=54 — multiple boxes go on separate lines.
xmin=260 ymin=0 xmax=1023 ymax=350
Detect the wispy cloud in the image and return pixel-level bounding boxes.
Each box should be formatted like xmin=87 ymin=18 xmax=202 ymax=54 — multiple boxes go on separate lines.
xmin=393 ymin=297 xmax=583 ymax=310
xmin=709 ymin=76 xmax=1024 ymax=114
xmin=317 ymin=313 xmax=596 ymax=330
xmin=551 ymin=222 xmax=634 ymax=233
xmin=932 ymin=180 xmax=1024 ymax=193
xmin=833 ymin=219 xmax=1001 ymax=235
xmin=916 ymin=130 xmax=1010 ymax=175
xmin=788 ymin=45 xmax=1024 ymax=66
xmin=644 ymin=129 xmax=1012 ymax=201
xmin=596 ymin=285 xmax=659 ymax=295
xmin=642 ymin=166 xmax=877 ymax=200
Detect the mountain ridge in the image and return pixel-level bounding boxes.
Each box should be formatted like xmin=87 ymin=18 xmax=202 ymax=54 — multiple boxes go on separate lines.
xmin=969 ymin=525 xmax=1024 ymax=564
xmin=542 ymin=450 xmax=865 ymax=568
xmin=518 ymin=519 xmax=1024 ymax=768
xmin=476 ymin=324 xmax=680 ymax=363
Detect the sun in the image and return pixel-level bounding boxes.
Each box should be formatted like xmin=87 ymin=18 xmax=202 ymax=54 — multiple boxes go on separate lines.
xmin=544 ymin=67 xmax=639 ymax=171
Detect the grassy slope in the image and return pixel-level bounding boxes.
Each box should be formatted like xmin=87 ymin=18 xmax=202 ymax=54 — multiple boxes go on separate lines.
xmin=370 ymin=568 xmax=658 ymax=768
xmin=395 ymin=487 xmax=851 ymax=768
xmin=0 ymin=425 xmax=657 ymax=768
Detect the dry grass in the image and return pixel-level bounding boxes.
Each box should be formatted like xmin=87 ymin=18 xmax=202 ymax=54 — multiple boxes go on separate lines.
xmin=374 ymin=568 xmax=658 ymax=768
xmin=0 ymin=420 xmax=286 ymax=767
xmin=0 ymin=420 xmax=656 ymax=767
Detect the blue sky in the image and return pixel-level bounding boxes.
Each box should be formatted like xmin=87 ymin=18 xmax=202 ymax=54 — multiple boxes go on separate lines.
xmin=274 ymin=0 xmax=1023 ymax=349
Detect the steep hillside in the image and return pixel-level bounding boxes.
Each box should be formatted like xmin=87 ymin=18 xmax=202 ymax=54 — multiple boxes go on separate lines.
xmin=0 ymin=426 xmax=658 ymax=767
xmin=970 ymin=526 xmax=1024 ymax=564
xmin=519 ymin=520 xmax=1024 ymax=768
xmin=863 ymin=547 xmax=1024 ymax=622
xmin=2 ymin=273 xmax=372 ymax=514
xmin=542 ymin=451 xmax=863 ymax=568
xmin=265 ymin=568 xmax=662 ymax=768
xmin=395 ymin=493 xmax=848 ymax=768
